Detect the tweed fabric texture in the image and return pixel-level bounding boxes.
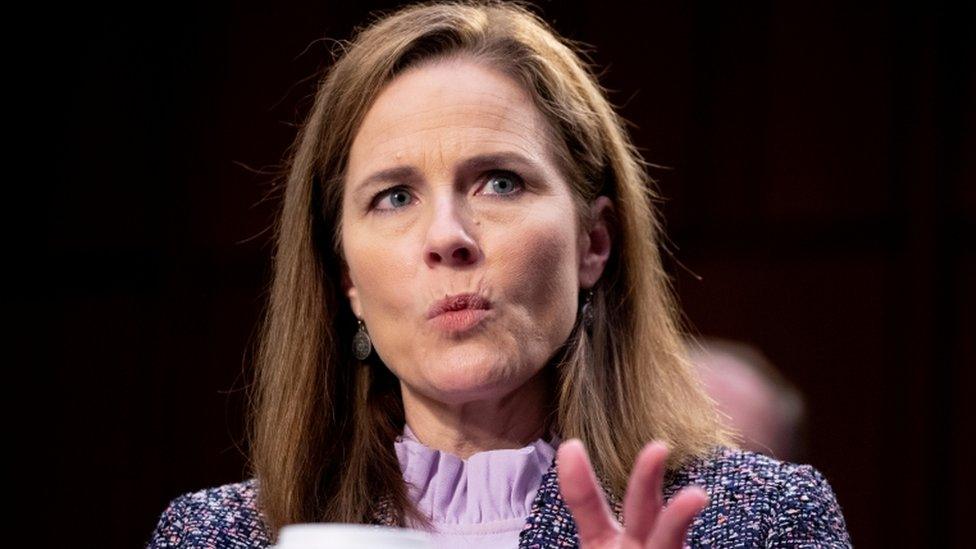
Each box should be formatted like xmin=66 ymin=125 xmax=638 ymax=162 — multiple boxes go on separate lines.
xmin=147 ymin=446 xmax=851 ymax=548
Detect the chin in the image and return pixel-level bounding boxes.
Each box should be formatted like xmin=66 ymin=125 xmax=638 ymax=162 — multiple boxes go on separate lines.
xmin=421 ymin=350 xmax=526 ymax=404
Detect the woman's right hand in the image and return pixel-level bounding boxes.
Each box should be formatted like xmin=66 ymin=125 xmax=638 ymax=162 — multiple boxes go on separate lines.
xmin=557 ymin=439 xmax=708 ymax=549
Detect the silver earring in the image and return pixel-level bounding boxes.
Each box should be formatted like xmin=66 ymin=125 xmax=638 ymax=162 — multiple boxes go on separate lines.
xmin=352 ymin=319 xmax=372 ymax=360
xmin=581 ymin=289 xmax=595 ymax=330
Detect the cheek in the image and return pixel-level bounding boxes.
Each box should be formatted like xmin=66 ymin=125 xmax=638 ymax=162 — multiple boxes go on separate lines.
xmin=495 ymin=220 xmax=579 ymax=326
xmin=343 ymin=233 xmax=418 ymax=322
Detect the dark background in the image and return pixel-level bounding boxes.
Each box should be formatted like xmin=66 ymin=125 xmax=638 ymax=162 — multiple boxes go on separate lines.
xmin=37 ymin=0 xmax=973 ymax=547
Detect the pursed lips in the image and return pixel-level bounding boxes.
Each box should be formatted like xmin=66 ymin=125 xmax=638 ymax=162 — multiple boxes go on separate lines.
xmin=426 ymin=292 xmax=492 ymax=319
xmin=426 ymin=293 xmax=494 ymax=333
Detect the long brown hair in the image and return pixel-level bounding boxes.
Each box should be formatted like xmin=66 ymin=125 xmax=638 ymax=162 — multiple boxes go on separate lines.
xmin=249 ymin=0 xmax=729 ymax=538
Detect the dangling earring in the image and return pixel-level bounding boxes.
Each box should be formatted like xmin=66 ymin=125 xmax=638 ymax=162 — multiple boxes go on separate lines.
xmin=352 ymin=318 xmax=372 ymax=360
xmin=581 ymin=289 xmax=595 ymax=331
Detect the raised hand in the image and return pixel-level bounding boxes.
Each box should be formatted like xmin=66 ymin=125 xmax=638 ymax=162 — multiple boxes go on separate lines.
xmin=557 ymin=439 xmax=708 ymax=549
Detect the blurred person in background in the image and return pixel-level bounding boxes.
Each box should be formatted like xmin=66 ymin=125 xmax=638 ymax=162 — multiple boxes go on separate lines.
xmin=688 ymin=338 xmax=807 ymax=462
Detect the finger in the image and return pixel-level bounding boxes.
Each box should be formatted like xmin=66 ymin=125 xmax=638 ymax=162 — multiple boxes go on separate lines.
xmin=557 ymin=439 xmax=620 ymax=546
xmin=646 ymin=487 xmax=708 ymax=548
xmin=622 ymin=441 xmax=669 ymax=543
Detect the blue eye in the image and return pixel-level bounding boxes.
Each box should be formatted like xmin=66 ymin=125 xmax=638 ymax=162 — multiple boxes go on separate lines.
xmin=374 ymin=187 xmax=413 ymax=211
xmin=482 ymin=172 xmax=523 ymax=196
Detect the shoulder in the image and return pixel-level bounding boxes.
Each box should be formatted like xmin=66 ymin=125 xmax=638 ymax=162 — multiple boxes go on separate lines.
xmin=666 ymin=447 xmax=852 ymax=548
xmin=147 ymin=478 xmax=273 ymax=548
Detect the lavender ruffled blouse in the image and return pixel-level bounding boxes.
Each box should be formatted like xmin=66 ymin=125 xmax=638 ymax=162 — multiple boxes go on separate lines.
xmin=394 ymin=425 xmax=560 ymax=549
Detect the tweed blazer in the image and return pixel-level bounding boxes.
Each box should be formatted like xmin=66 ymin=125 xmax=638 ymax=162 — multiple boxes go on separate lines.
xmin=147 ymin=446 xmax=851 ymax=548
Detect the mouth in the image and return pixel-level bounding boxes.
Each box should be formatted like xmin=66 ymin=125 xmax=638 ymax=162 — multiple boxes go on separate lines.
xmin=426 ymin=293 xmax=492 ymax=319
xmin=426 ymin=293 xmax=492 ymax=333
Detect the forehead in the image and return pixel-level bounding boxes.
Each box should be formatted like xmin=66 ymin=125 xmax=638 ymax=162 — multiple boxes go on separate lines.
xmin=347 ymin=59 xmax=555 ymax=174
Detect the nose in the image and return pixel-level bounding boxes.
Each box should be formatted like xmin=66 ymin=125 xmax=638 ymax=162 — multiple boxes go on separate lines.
xmin=423 ymin=196 xmax=481 ymax=269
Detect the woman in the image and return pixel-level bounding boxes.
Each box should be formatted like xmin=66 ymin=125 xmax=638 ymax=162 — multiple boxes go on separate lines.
xmin=149 ymin=1 xmax=851 ymax=547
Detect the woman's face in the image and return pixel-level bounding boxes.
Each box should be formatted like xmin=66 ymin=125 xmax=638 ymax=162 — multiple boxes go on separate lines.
xmin=341 ymin=58 xmax=610 ymax=406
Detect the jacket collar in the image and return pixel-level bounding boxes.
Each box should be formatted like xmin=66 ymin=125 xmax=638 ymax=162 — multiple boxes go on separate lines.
xmin=371 ymin=456 xmax=623 ymax=548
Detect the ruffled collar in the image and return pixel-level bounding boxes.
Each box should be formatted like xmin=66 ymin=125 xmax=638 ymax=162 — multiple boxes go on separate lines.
xmin=394 ymin=424 xmax=559 ymax=525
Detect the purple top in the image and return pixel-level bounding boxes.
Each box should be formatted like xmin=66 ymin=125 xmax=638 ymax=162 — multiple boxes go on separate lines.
xmin=394 ymin=424 xmax=558 ymax=549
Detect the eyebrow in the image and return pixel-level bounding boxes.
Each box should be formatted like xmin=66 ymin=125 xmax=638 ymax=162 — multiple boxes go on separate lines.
xmin=351 ymin=151 xmax=543 ymax=201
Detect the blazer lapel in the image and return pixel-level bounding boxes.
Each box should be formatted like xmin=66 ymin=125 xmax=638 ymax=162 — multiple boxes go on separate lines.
xmin=519 ymin=457 xmax=623 ymax=548
xmin=371 ymin=493 xmax=399 ymax=527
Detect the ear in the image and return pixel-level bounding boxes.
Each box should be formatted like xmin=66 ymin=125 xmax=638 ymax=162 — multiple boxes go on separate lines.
xmin=578 ymin=196 xmax=613 ymax=289
xmin=341 ymin=263 xmax=364 ymax=319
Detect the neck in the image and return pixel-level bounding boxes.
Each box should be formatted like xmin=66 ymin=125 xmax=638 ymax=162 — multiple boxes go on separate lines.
xmin=400 ymin=368 xmax=551 ymax=459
